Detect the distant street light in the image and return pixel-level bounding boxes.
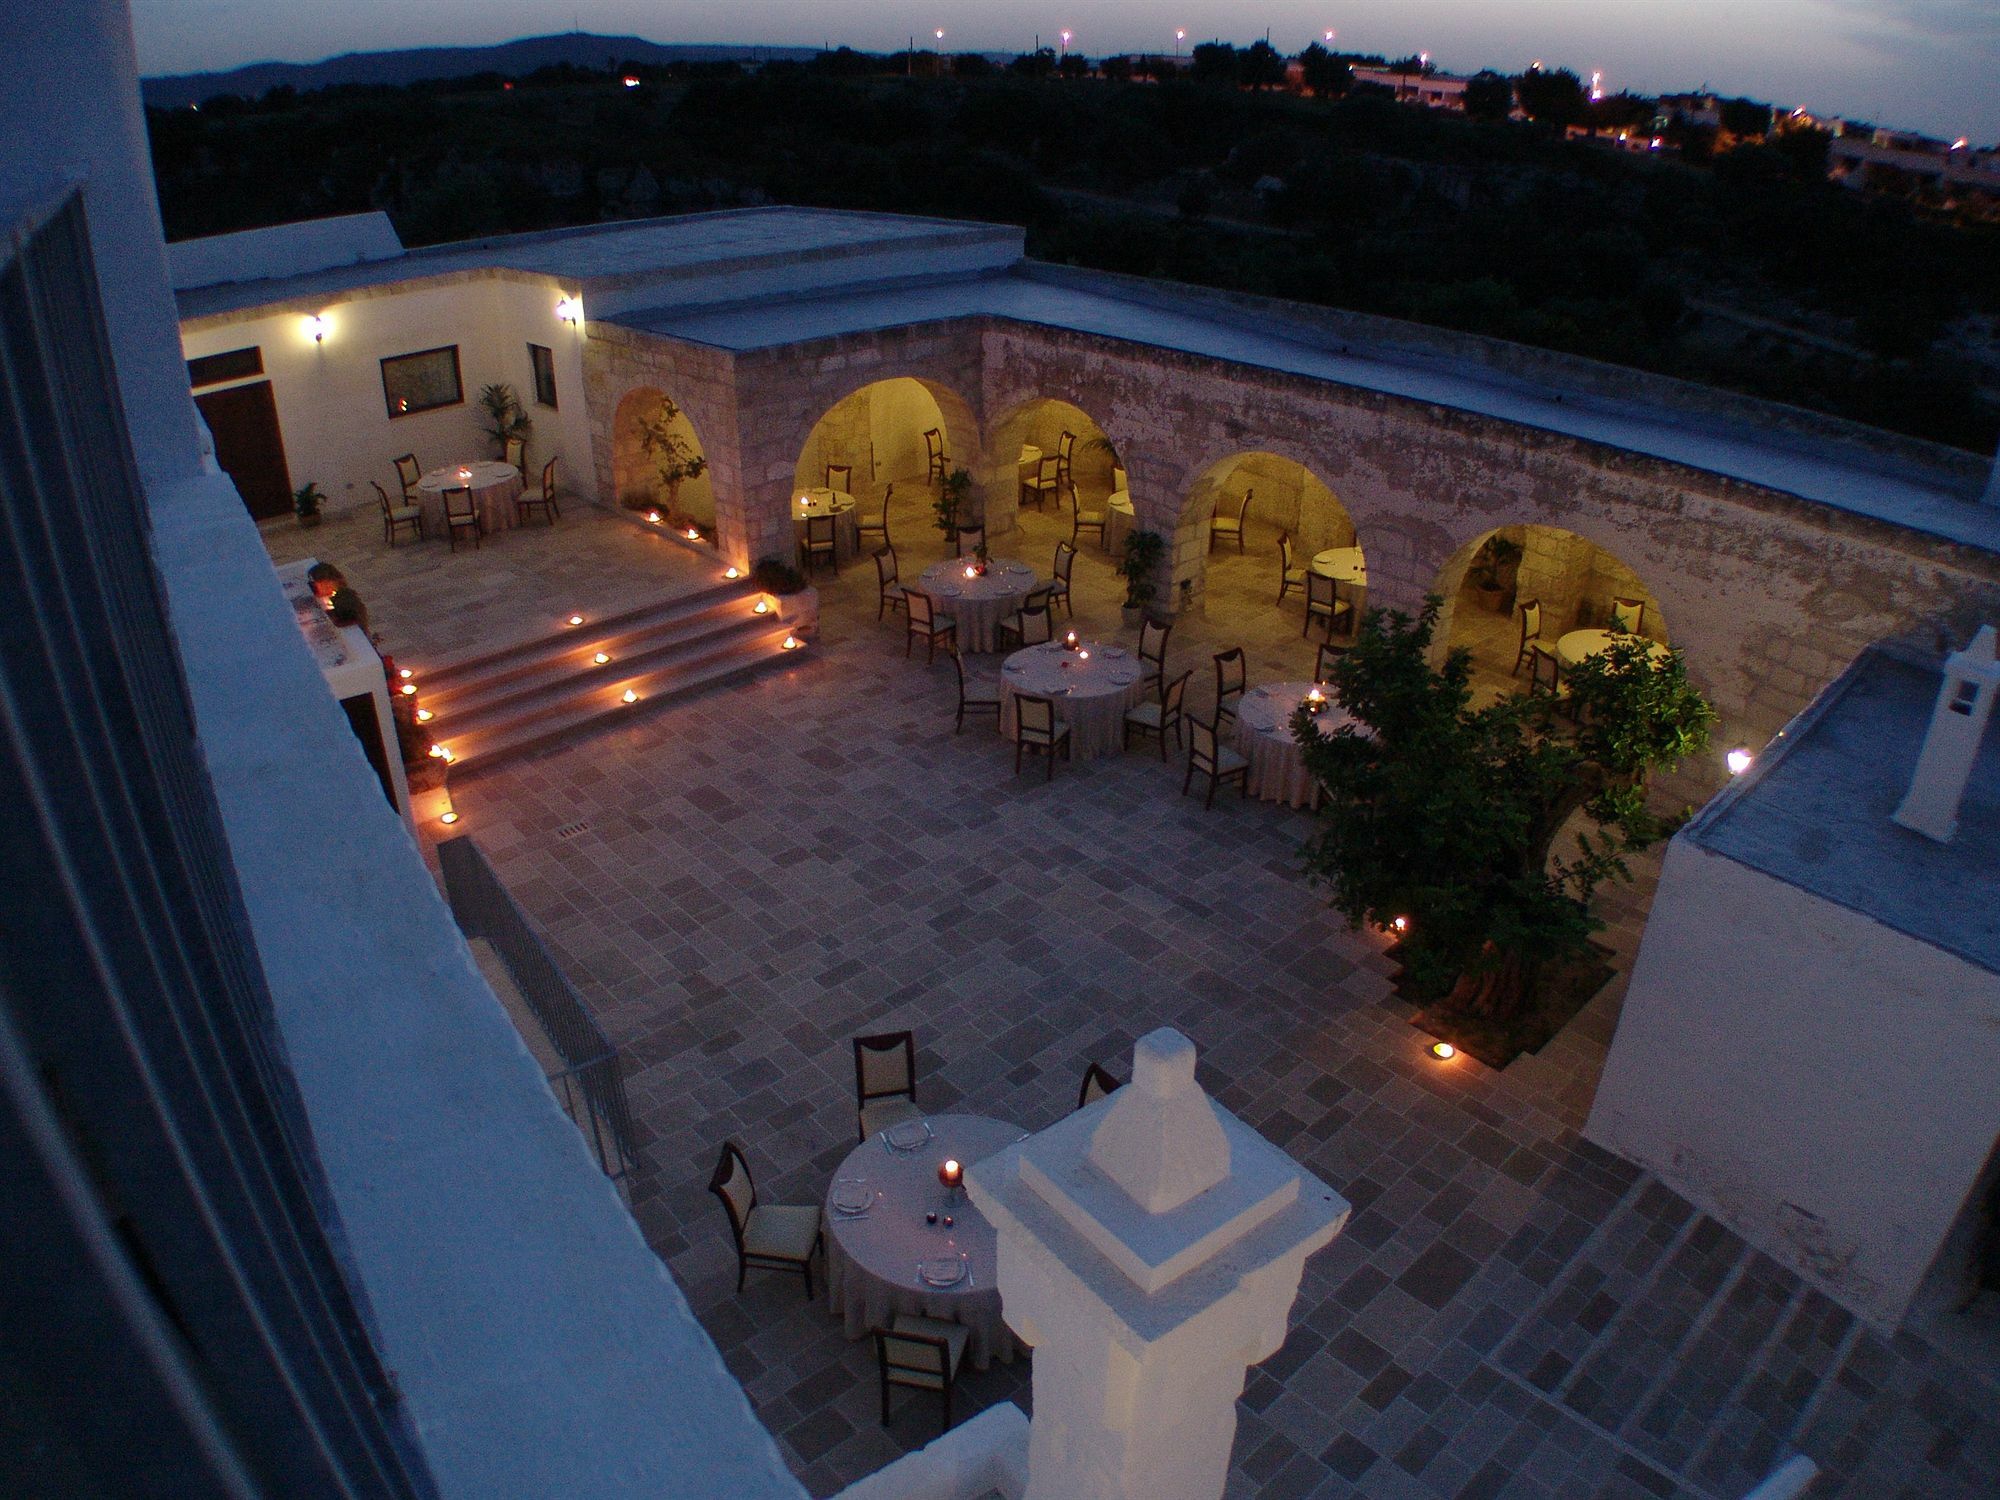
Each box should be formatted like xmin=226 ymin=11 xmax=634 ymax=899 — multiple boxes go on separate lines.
xmin=1175 ymin=28 xmax=1185 ymax=61
xmin=1060 ymin=29 xmax=1072 ymax=60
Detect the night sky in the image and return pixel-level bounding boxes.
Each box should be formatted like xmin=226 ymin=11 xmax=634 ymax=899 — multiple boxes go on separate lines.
xmin=130 ymin=1 xmax=2000 ymax=143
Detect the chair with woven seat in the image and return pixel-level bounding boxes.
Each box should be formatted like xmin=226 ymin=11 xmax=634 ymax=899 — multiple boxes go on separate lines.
xmin=875 ymin=546 xmax=907 ymax=621
xmin=1077 ymin=1062 xmax=1122 ymax=1110
xmin=1512 ymin=598 xmax=1544 ymax=676
xmin=854 ymin=1031 xmax=922 ymax=1142
xmin=1055 ymin=429 xmax=1077 ymax=486
xmin=950 ymin=646 xmax=1003 ymax=735
xmin=393 ymin=452 xmax=422 ymax=505
xmin=1048 ymin=541 xmax=1076 ymax=618
xmin=1020 ymin=454 xmax=1060 ymax=513
xmin=1212 ymin=647 xmax=1247 ymax=732
xmin=874 ymin=1316 xmax=969 ymax=1437
xmin=372 ymin=481 xmax=423 ymax=545
xmin=708 ymin=1140 xmax=823 ymax=1300
xmin=956 ymin=526 xmax=985 ymax=559
xmin=1314 ymin=641 xmax=1347 ymax=683
xmin=1277 ymin=532 xmax=1308 ymax=604
xmin=442 ymin=486 xmax=482 ymax=551
xmin=1071 ymin=484 xmax=1107 ymax=550
xmin=904 ymin=589 xmax=956 ymax=663
xmin=858 ymin=483 xmax=892 ymax=551
xmin=825 ymin=461 xmax=853 ymax=493
xmin=1304 ymin=571 xmax=1350 ymax=640
xmin=995 ymin=593 xmax=1055 ymax=652
xmin=1210 ymin=487 xmax=1252 ymax=552
xmin=800 ymin=513 xmax=838 ymax=577
xmin=1013 ymin=694 xmax=1070 ymax=780
xmin=1124 ymin=669 xmax=1190 ymax=761
xmin=1184 ymin=717 xmax=1250 ymax=809
xmin=924 ymin=427 xmax=948 ymax=484
xmin=1137 ymin=617 xmax=1172 ymax=699
xmin=517 ymin=456 xmax=561 ymax=526
xmin=503 ymin=434 xmax=526 ymax=482
xmin=1609 ymin=596 xmax=1645 ymax=635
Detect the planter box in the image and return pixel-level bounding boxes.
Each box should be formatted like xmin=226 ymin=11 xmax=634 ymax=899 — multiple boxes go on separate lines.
xmin=777 ymin=586 xmax=819 ymax=639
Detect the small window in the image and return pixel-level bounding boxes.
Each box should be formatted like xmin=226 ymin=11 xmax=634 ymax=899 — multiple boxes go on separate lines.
xmin=527 ymin=343 xmax=558 ymax=409
xmin=1949 ymin=681 xmax=1979 ymax=716
xmin=188 ymin=346 xmax=263 ymax=387
xmin=379 ymin=345 xmax=462 ymax=419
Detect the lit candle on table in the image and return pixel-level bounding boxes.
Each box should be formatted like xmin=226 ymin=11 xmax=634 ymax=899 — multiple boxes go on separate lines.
xmin=938 ymin=1158 xmax=962 ymax=1190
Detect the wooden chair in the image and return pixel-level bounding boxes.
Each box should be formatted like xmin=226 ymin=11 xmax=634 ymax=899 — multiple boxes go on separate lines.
xmin=924 ymin=427 xmax=948 ymax=484
xmin=1138 ymin=617 xmax=1171 ymax=699
xmin=516 ymin=456 xmax=560 ymax=526
xmin=1020 ymin=455 xmax=1060 ymax=512
xmin=1314 ymin=641 xmax=1347 ymax=683
xmin=800 ymin=513 xmax=839 ymax=577
xmin=372 ymin=480 xmax=423 ymax=545
xmin=1512 ymin=598 xmax=1544 ymax=676
xmin=1277 ymin=532 xmax=1308 ymax=604
xmin=393 ymin=452 xmax=422 ymax=503
xmin=1077 ymin=1062 xmax=1122 ymax=1110
xmin=1609 ymin=597 xmax=1645 ymax=634
xmin=950 ymin=647 xmax=1003 ymax=735
xmin=1013 ymin=694 xmax=1071 ymax=781
xmin=995 ymin=594 xmax=1055 ymax=652
xmin=1184 ymin=717 xmax=1250 ymax=809
xmin=874 ymin=1317 xmax=968 ymax=1437
xmin=1527 ymin=642 xmax=1573 ymax=715
xmin=1210 ymin=487 xmax=1251 ymax=552
xmin=904 ymin=590 xmax=957 ymax=663
xmin=824 ymin=462 xmax=853 ymax=494
xmin=442 ymin=487 xmax=482 ymax=551
xmin=503 ymin=434 xmax=526 ymax=482
xmin=874 ymin=546 xmax=907 ymax=621
xmin=854 ymin=1030 xmax=923 ymax=1142
xmin=1212 ymin=647 xmax=1246 ymax=732
xmin=1124 ymin=669 xmax=1191 ymax=761
xmin=857 ymin=482 xmax=892 ymax=551
xmin=708 ymin=1141 xmax=823 ymax=1299
xmin=1048 ymin=544 xmax=1080 ymax=620
xmin=1304 ymin=571 xmax=1350 ymax=640
xmin=956 ymin=526 xmax=985 ymax=559
xmin=1071 ymin=484 xmax=1107 ymax=550
xmin=1055 ymin=429 xmax=1076 ymax=485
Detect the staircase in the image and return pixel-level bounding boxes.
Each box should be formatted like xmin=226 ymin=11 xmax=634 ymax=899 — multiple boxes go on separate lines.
xmin=1481 ymin=1172 xmax=1992 ymax=1498
xmin=407 ymin=583 xmax=798 ymax=774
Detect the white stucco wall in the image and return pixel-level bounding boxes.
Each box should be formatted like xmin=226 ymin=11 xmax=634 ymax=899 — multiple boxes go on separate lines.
xmin=1585 ymin=837 xmax=2000 ymax=1327
xmin=181 ymin=273 xmax=593 ymax=516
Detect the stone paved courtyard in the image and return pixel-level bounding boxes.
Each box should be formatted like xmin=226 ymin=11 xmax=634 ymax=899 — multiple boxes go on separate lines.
xmin=404 ymin=495 xmax=1997 ymax=1500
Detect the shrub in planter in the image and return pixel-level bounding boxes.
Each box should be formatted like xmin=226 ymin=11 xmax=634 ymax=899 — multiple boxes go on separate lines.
xmin=1120 ymin=529 xmax=1165 ymax=626
xmin=293 ymin=482 xmax=326 ymax=527
xmin=327 ymin=586 xmax=367 ymax=630
xmin=750 ymin=558 xmax=807 ymax=595
xmin=306 ymin=561 xmax=345 ymax=602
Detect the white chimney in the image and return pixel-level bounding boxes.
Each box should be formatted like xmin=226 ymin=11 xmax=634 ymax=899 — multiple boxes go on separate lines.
xmin=1893 ymin=624 xmax=1999 ymax=842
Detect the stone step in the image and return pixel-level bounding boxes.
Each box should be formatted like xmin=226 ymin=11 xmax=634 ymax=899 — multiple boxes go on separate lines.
xmin=1687 ymin=1290 xmax=1856 ymax=1497
xmin=442 ymin=626 xmax=802 ymax=775
xmin=429 ymin=612 xmax=767 ymax=738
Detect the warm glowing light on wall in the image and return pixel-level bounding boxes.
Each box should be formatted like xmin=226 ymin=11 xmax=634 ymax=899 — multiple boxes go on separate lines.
xmin=1727 ymin=748 xmax=1754 ymax=776
xmin=1429 ymin=1041 xmax=1456 ymax=1061
xmin=1391 ymin=915 xmax=1410 ymax=934
xmin=439 ymin=810 xmax=460 ymax=825
xmin=723 ymin=566 xmax=740 ymax=580
xmin=592 ymin=651 xmax=610 ymax=665
xmin=303 ymin=314 xmax=330 ymax=344
xmin=554 ymin=295 xmax=583 ymax=325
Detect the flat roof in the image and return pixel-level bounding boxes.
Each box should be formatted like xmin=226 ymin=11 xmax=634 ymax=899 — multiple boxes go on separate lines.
xmin=1689 ymin=644 xmax=1999 ymax=974
xmin=167 ymin=211 xmax=403 ymax=291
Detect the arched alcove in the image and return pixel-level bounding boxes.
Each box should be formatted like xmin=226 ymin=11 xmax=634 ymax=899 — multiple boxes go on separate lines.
xmin=793 ymin=377 xmax=953 ymax=498
xmin=1177 ymin=451 xmax=1361 ymax=627
xmin=611 ymin=387 xmax=714 ymax=527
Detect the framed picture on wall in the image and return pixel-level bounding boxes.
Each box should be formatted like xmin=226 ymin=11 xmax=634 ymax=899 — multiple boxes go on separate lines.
xmin=380 ymin=346 xmax=462 ymax=418
xmin=527 ymin=343 xmax=558 ymax=409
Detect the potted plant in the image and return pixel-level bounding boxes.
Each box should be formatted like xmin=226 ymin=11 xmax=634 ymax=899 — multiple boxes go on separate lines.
xmin=293 ymin=482 xmax=326 ymax=528
xmin=751 ymin=557 xmax=817 ymax=638
xmin=933 ymin=467 xmax=973 ymax=547
xmin=1120 ymin=529 xmax=1166 ymax=628
xmin=634 ymin=397 xmax=707 ymax=520
xmin=478 ymin=383 xmax=533 ymax=464
xmin=305 ymin=560 xmax=345 ymax=601
xmin=327 ymin=586 xmax=368 ymax=631
xmin=1468 ymin=535 xmax=1522 ymax=612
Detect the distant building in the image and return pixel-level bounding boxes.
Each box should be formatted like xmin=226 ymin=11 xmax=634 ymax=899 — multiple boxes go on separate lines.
xmin=1828 ymin=132 xmax=2000 ymax=216
xmin=1349 ymin=65 xmax=1468 ymax=111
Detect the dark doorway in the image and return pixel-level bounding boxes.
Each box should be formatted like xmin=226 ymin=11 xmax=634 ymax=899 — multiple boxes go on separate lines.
xmin=195 ymin=380 xmax=293 ymax=520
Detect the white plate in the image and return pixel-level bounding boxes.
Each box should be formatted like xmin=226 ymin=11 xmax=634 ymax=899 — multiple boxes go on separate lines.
xmin=937 ymin=587 xmax=960 ymax=598
xmin=920 ymin=1257 xmax=967 ymax=1288
xmin=831 ymin=1179 xmax=871 ymax=1214
xmin=1102 ymin=646 xmax=1127 ymax=658
xmin=1110 ymin=671 xmax=1138 ymax=685
xmin=884 ymin=1119 xmax=931 ymax=1152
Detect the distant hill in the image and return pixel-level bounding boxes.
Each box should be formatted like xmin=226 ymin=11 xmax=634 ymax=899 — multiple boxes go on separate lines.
xmin=141 ymin=32 xmax=820 ymax=108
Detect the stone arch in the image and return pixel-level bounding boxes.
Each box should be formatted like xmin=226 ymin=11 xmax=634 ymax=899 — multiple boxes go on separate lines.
xmin=791 ymin=376 xmax=972 ymax=497
xmin=611 ymin=386 xmax=714 ymax=527
xmin=1428 ymin=522 xmax=1672 ymax=696
xmin=1169 ymin=448 xmax=1363 ymax=619
xmin=986 ymin=396 xmax=1121 ymax=494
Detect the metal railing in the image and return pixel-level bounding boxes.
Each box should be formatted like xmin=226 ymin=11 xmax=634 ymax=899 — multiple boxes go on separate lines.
xmin=438 ymin=836 xmax=639 ymax=1185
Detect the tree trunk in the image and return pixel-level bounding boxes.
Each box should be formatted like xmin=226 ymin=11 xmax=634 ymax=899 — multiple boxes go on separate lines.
xmin=1448 ymin=947 xmax=1530 ymax=1023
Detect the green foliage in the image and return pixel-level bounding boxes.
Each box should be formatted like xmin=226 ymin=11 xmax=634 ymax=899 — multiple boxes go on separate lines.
xmin=1293 ymin=598 xmax=1714 ymax=1011
xmin=634 ymin=396 xmax=707 ymax=508
xmin=1119 ymin=529 xmax=1165 ymax=610
xmin=933 ymin=467 xmax=972 ymax=540
xmin=1463 ymin=71 xmax=1514 ymax=123
xmin=1515 ymin=67 xmax=1587 ymax=127
xmin=476 ymin=382 xmax=532 ymax=457
xmin=750 ymin=558 xmax=806 ymax=594
xmin=291 ymin=481 xmax=325 ymax=519
xmin=1296 ymin=45 xmax=1353 ymax=100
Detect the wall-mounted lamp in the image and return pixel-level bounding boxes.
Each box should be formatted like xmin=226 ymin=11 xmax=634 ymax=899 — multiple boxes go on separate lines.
xmin=304 ymin=314 xmax=330 ymax=344
xmin=1726 ymin=748 xmax=1754 ymax=776
xmin=554 ymin=295 xmax=583 ymax=326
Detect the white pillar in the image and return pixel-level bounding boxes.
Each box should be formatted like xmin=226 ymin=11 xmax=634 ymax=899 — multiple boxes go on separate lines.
xmin=965 ymin=1030 xmax=1349 ymax=1500
xmin=1893 ymin=623 xmax=2000 ymax=842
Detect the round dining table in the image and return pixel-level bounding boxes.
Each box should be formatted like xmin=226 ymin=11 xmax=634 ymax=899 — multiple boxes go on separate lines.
xmin=1556 ymin=629 xmax=1668 ymax=670
xmin=999 ymin=639 xmax=1148 ymax=759
xmin=792 ymin=488 xmax=860 ymax=562
xmin=824 ymin=1113 xmax=1024 ymax=1370
xmin=1310 ymin=547 xmax=1367 ymax=585
xmin=1234 ymin=682 xmax=1357 ymax=809
xmin=919 ymin=558 xmax=1037 ymax=652
xmin=416 ymin=460 xmax=522 ymax=536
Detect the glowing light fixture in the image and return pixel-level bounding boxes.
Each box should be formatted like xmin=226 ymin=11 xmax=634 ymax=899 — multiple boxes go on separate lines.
xmin=593 ymin=651 xmax=610 ymax=665
xmin=439 ymin=747 xmax=455 ymax=764
xmin=622 ymin=74 xmax=640 ymax=88
xmin=1429 ymin=1041 xmax=1456 ymax=1061
xmin=723 ymin=566 xmax=741 ymax=580
xmin=399 ymin=682 xmax=416 ymax=696
xmin=1726 ymin=748 xmax=1754 ymax=776
xmin=415 ymin=709 xmax=433 ymax=723
xmin=685 ymin=527 xmax=701 ymax=541
xmin=554 ymin=295 xmax=583 ymax=325
xmin=753 ymin=599 xmax=771 ymax=615
xmin=303 ymin=314 xmax=329 ymax=344
xmin=782 ymin=633 xmax=801 ymax=650
xmin=567 ymin=614 xmax=584 ymax=626
xmin=646 ymin=510 xmax=661 ymax=524
xmin=398 ymin=668 xmax=413 ymax=679
xmin=621 ymin=688 xmax=638 ymax=704
xmin=439 ymin=810 xmax=459 ymax=826
xmin=1391 ymin=915 xmax=1410 ymax=934
xmin=427 ymin=744 xmax=444 ymax=759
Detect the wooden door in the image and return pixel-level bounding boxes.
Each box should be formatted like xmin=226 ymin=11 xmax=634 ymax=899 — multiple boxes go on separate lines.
xmin=195 ymin=381 xmax=292 ymax=521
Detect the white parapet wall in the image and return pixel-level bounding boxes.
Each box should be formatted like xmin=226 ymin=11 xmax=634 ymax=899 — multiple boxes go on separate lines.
xmin=834 ymin=1403 xmax=1030 ymax=1500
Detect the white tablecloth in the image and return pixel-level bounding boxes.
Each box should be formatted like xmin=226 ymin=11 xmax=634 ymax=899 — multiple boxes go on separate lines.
xmin=1311 ymin=546 xmax=1367 ymax=616
xmin=1556 ymin=629 xmax=1667 ymax=669
xmin=825 ymin=1114 xmax=1024 ymax=1370
xmin=1105 ymin=493 xmax=1134 ymax=555
xmin=417 ymin=461 xmax=521 ymax=535
xmin=999 ymin=640 xmax=1147 ymax=759
xmin=920 ymin=559 xmax=1037 ymax=652
xmin=1235 ymin=682 xmax=1355 ymax=808
xmin=792 ymin=488 xmax=860 ymax=561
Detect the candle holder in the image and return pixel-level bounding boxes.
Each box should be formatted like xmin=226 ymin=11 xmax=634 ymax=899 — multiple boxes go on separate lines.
xmin=1302 ymin=687 xmax=1329 ymax=716
xmin=938 ymin=1157 xmax=963 ymax=1208
xmin=1062 ymin=630 xmax=1080 ymax=653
